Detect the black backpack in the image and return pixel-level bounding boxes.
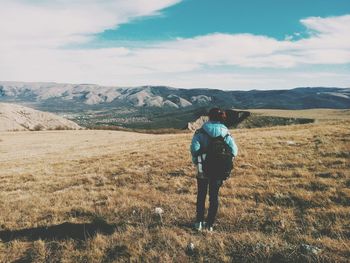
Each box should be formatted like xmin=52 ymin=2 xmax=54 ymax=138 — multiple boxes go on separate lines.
xmin=199 ymin=129 xmax=233 ymax=180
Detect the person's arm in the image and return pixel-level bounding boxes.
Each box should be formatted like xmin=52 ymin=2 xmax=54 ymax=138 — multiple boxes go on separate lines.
xmin=225 ymin=134 xmax=238 ymax=157
xmin=190 ymin=131 xmax=202 ymax=164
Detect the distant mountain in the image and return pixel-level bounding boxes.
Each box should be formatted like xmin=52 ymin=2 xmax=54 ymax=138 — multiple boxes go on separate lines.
xmin=0 ymin=81 xmax=349 ymax=129
xmin=0 ymin=103 xmax=81 ymax=131
xmin=1 ymin=81 xmax=349 ymax=109
xmin=0 ymin=82 xmax=200 ymax=108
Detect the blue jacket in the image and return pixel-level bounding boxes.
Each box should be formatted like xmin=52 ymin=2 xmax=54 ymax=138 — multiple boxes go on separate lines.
xmin=190 ymin=121 xmax=238 ymax=164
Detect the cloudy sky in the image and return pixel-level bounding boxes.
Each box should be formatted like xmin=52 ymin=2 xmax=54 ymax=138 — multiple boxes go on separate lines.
xmin=0 ymin=0 xmax=349 ymax=90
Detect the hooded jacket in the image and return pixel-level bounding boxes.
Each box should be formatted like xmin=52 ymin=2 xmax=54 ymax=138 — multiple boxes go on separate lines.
xmin=190 ymin=121 xmax=238 ymax=164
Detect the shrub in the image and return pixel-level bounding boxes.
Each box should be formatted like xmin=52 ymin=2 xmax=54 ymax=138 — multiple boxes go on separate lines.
xmin=32 ymin=124 xmax=44 ymax=131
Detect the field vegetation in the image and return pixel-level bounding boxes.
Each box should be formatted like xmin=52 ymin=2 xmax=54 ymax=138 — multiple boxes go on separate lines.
xmin=0 ymin=117 xmax=349 ymax=262
xmin=245 ymin=109 xmax=350 ymax=121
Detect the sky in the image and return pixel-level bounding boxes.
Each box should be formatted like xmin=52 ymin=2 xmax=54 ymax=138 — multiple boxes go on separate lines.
xmin=0 ymin=0 xmax=349 ymax=90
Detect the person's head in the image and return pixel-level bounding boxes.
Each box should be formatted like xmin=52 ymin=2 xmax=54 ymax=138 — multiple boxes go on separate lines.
xmin=208 ymin=107 xmax=226 ymax=123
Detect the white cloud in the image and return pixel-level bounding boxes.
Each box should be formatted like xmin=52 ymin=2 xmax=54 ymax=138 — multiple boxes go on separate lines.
xmin=162 ymin=71 xmax=350 ymax=90
xmin=0 ymin=2 xmax=349 ymax=90
xmin=0 ymin=0 xmax=181 ymax=48
xmin=301 ymin=15 xmax=350 ymax=36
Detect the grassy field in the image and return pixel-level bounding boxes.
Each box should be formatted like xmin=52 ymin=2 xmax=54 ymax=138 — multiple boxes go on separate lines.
xmin=0 ymin=120 xmax=349 ymax=262
xmin=244 ymin=109 xmax=350 ymax=121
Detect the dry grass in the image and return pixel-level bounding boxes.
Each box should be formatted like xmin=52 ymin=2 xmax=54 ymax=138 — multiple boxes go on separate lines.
xmin=243 ymin=109 xmax=350 ymax=121
xmin=0 ymin=120 xmax=349 ymax=262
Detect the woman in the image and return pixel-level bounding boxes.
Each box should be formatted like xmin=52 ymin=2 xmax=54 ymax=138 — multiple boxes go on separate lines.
xmin=190 ymin=108 xmax=238 ymax=231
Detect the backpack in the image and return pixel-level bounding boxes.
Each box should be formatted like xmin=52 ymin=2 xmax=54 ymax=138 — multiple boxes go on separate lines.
xmin=199 ymin=128 xmax=233 ymax=180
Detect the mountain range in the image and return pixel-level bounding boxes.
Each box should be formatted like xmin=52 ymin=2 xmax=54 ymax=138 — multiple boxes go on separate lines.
xmin=0 ymin=81 xmax=349 ymax=129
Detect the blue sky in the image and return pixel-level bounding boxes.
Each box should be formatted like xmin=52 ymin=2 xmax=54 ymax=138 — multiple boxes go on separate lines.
xmin=100 ymin=0 xmax=350 ymax=41
xmin=0 ymin=0 xmax=349 ymax=90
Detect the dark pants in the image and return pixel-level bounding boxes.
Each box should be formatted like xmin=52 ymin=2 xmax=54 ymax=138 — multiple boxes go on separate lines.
xmin=196 ymin=177 xmax=223 ymax=227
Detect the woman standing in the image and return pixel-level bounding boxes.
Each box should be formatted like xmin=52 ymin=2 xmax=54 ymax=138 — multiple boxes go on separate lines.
xmin=190 ymin=108 xmax=238 ymax=231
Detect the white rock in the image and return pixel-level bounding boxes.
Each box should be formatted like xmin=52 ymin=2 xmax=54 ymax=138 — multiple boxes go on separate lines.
xmin=286 ymin=140 xmax=297 ymax=145
xmin=191 ymin=95 xmax=212 ymax=103
xmin=187 ymin=242 xmax=195 ymax=251
xmin=300 ymin=244 xmax=322 ymax=255
xmin=154 ymin=207 xmax=164 ymax=215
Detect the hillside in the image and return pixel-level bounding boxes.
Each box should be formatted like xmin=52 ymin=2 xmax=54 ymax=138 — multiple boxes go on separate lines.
xmin=1 ymin=81 xmax=349 ymax=129
xmin=187 ymin=109 xmax=350 ymax=130
xmin=0 ymin=120 xmax=349 ymax=262
xmin=0 ymin=103 xmax=81 ymax=131
xmin=244 ymin=109 xmax=350 ymax=121
xmin=234 ymin=109 xmax=350 ymax=129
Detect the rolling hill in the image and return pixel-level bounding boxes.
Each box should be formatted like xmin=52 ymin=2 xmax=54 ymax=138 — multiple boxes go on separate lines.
xmin=0 ymin=103 xmax=81 ymax=131
xmin=0 ymin=81 xmax=349 ymax=129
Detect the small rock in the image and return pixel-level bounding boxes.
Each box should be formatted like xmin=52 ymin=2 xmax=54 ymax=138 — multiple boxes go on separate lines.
xmin=279 ymin=220 xmax=285 ymax=230
xmin=240 ymin=163 xmax=255 ymax=169
xmin=187 ymin=242 xmax=195 ymax=251
xmin=154 ymin=207 xmax=164 ymax=215
xmin=186 ymin=242 xmax=199 ymax=257
xmin=154 ymin=207 xmax=164 ymax=225
xmin=286 ymin=140 xmax=297 ymax=145
xmin=300 ymin=244 xmax=322 ymax=255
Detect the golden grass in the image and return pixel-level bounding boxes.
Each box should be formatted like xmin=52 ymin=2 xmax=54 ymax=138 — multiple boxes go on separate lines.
xmin=0 ymin=120 xmax=349 ymax=262
xmin=243 ymin=109 xmax=350 ymax=121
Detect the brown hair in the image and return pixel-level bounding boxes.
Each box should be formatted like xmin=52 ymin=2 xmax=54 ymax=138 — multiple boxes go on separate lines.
xmin=208 ymin=108 xmax=226 ymax=123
